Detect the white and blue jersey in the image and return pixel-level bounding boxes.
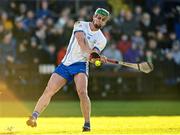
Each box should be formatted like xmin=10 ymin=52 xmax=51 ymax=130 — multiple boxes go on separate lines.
xmin=54 ymin=21 xmax=107 ymax=82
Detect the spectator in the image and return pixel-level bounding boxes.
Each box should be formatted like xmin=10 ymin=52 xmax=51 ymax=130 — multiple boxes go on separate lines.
xmin=113 ymin=9 xmax=125 ymax=27
xmin=44 ymin=44 xmax=57 ymax=64
xmin=145 ymin=38 xmax=163 ymax=63
xmin=131 ymin=29 xmax=146 ymax=50
xmin=56 ymin=46 xmax=66 ymax=65
xmin=103 ymin=27 xmax=111 ymax=42
xmin=134 ymin=5 xmax=143 ymax=22
xmin=45 ymin=17 xmax=56 ymax=44
xmin=13 ymin=17 xmax=29 ymax=47
xmin=8 ymin=1 xmax=19 ymax=19
xmin=0 ymin=0 xmax=179 ymax=88
xmin=117 ymin=34 xmax=132 ymax=55
xmin=111 ymin=9 xmax=125 ymax=41
xmin=123 ymin=43 xmax=141 ymax=63
xmin=165 ymin=32 xmax=178 ymax=50
xmin=139 ymin=13 xmax=153 ymax=38
xmin=77 ymin=6 xmax=89 ymax=21
xmin=151 ymin=5 xmax=166 ymax=33
xmin=16 ymin=40 xmax=30 ymax=64
xmin=0 ymin=12 xmax=13 ymax=31
xmin=120 ymin=10 xmax=139 ymax=36
xmin=18 ymin=3 xmax=27 ymax=19
xmin=0 ymin=32 xmax=16 ymax=65
xmin=34 ymin=18 xmax=47 ymax=49
xmin=55 ymin=8 xmax=71 ymax=29
xmin=156 ymin=31 xmax=169 ymax=50
xmin=172 ymin=41 xmax=180 ymax=65
xmin=62 ymin=19 xmax=75 ymax=45
xmin=103 ymin=42 xmax=122 ymax=61
xmin=28 ymin=38 xmax=41 ymax=65
xmin=102 ymin=42 xmax=123 ymax=71
xmin=23 ymin=10 xmax=36 ymax=32
xmin=36 ymin=0 xmax=51 ymax=19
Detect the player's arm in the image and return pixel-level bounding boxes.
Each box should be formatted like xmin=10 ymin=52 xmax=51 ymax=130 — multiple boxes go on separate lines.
xmin=74 ymin=21 xmax=101 ymax=63
xmin=75 ymin=32 xmax=92 ymax=55
xmin=75 ymin=32 xmax=101 ymax=63
xmin=92 ymin=38 xmax=107 ymax=63
xmin=73 ymin=21 xmax=92 ymax=55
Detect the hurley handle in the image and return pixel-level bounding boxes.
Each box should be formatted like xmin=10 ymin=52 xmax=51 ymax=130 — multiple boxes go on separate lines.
xmin=106 ymin=58 xmax=119 ymax=64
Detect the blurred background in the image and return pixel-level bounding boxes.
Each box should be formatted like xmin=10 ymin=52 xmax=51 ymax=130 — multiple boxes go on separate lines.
xmin=0 ymin=0 xmax=180 ymax=101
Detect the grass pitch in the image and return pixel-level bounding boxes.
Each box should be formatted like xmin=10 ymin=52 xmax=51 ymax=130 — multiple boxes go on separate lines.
xmin=1 ymin=101 xmax=180 ymax=134
xmin=1 ymin=116 xmax=180 ymax=134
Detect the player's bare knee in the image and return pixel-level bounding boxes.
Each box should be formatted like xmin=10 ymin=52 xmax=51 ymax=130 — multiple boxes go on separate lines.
xmin=77 ymin=90 xmax=88 ymax=98
xmin=43 ymin=91 xmax=53 ymax=98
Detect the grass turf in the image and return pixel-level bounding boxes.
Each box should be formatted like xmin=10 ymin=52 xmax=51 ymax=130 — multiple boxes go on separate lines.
xmin=1 ymin=117 xmax=180 ymax=134
xmin=1 ymin=101 xmax=180 ymax=134
xmin=1 ymin=101 xmax=180 ymax=117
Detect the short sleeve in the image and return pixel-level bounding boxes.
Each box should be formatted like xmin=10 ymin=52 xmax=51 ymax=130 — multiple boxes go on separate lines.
xmin=74 ymin=21 xmax=84 ymax=33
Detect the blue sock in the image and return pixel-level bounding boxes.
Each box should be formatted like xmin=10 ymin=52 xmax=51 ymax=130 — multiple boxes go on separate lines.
xmin=84 ymin=122 xmax=90 ymax=128
xmin=32 ymin=111 xmax=39 ymax=119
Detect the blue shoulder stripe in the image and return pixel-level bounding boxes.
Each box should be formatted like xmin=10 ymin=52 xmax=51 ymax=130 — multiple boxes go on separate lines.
xmin=74 ymin=30 xmax=85 ymax=34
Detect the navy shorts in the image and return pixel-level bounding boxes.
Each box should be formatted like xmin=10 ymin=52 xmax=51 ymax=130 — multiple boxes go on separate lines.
xmin=54 ymin=62 xmax=89 ymax=83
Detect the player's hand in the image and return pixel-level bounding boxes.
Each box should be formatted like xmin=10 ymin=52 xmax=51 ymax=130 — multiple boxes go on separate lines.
xmin=100 ymin=55 xmax=107 ymax=63
xmin=88 ymin=51 xmax=101 ymax=63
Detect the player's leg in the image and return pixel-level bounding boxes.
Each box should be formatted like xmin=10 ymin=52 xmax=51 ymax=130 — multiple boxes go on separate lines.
xmin=74 ymin=73 xmax=91 ymax=131
xmin=26 ymin=73 xmax=67 ymax=127
xmin=34 ymin=73 xmax=66 ymax=113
